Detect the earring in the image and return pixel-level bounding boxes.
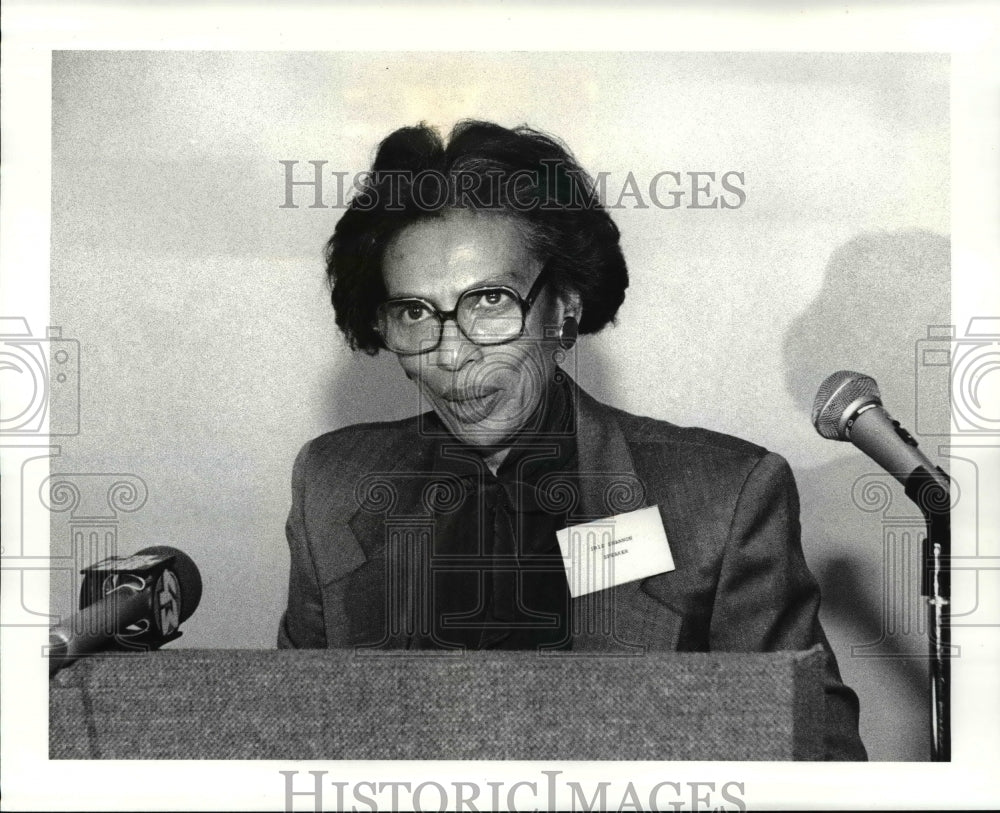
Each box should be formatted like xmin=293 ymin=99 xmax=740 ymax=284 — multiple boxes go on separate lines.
xmin=558 ymin=315 xmax=579 ymax=350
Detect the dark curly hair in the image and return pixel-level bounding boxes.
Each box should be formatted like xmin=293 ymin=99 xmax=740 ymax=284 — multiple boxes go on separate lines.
xmin=325 ymin=120 xmax=629 ymax=354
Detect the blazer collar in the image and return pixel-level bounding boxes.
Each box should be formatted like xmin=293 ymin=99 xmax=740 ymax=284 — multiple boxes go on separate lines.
xmin=345 ymin=421 xmax=437 ymax=561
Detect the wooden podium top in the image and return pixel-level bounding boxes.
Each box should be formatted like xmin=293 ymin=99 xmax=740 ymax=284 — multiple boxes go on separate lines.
xmin=50 ymin=647 xmax=826 ymax=760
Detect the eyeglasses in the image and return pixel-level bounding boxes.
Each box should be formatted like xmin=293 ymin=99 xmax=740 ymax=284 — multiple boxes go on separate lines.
xmin=375 ymin=263 xmax=550 ymax=356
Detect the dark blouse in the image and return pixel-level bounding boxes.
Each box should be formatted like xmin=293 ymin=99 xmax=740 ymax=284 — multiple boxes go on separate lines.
xmin=415 ymin=374 xmax=577 ymax=650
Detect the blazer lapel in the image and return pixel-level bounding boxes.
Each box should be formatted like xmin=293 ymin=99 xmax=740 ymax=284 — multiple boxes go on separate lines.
xmin=344 ymin=427 xmax=437 ymax=647
xmin=569 ymin=383 xmax=685 ymax=652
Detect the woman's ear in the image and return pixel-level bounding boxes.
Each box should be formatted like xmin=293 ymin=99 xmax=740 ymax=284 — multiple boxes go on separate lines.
xmin=559 ymin=289 xmax=583 ymax=322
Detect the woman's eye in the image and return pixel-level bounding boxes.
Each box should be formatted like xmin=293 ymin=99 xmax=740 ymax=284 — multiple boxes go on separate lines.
xmin=402 ymin=303 xmax=430 ymax=322
xmin=473 ymin=290 xmax=506 ymax=308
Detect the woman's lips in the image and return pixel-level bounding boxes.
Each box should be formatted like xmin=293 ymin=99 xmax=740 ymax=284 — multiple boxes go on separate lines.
xmin=434 ymin=387 xmax=503 ymax=418
xmin=440 ymin=388 xmax=500 ymax=403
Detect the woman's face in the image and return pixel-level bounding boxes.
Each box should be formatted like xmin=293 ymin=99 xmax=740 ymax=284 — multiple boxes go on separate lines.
xmin=382 ymin=209 xmax=576 ymax=447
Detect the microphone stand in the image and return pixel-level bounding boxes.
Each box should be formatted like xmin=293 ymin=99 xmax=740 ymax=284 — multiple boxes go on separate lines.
xmin=904 ymin=465 xmax=951 ymax=762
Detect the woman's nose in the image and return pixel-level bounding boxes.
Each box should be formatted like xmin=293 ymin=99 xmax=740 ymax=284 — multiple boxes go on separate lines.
xmin=431 ymin=321 xmax=477 ymax=371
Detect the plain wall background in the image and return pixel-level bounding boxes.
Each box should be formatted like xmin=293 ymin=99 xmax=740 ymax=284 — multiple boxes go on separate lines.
xmin=49 ymin=51 xmax=948 ymax=760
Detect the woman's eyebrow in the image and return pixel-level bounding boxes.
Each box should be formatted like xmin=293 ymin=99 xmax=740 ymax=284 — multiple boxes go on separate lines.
xmin=469 ymin=276 xmax=520 ymax=289
xmin=474 ymin=263 xmax=537 ymax=289
xmin=386 ymin=271 xmax=526 ymax=302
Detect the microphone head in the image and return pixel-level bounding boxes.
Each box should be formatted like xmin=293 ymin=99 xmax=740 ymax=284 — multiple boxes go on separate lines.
xmin=812 ymin=370 xmax=882 ymax=441
xmin=135 ymin=545 xmax=203 ymax=623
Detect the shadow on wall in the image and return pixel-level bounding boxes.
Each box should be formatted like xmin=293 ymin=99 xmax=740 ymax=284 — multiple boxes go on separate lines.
xmin=783 ymin=229 xmax=950 ymax=761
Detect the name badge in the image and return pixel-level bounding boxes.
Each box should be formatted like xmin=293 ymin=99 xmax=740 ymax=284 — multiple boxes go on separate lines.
xmin=555 ymin=505 xmax=675 ymax=598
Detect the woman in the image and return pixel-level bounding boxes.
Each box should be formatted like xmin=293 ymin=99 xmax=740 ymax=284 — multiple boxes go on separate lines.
xmin=278 ymin=120 xmax=867 ymax=760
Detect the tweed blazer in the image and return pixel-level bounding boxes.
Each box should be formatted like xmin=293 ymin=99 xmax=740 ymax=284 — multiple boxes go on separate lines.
xmin=278 ymin=381 xmax=867 ymax=760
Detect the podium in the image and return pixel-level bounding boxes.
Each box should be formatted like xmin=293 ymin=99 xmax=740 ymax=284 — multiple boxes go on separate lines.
xmin=50 ymin=647 xmax=827 ymax=760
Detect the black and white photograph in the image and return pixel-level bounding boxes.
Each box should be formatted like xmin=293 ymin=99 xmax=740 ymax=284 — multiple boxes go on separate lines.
xmin=2 ymin=3 xmax=999 ymax=811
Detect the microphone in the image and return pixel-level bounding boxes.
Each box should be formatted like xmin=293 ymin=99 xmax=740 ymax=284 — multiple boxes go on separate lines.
xmin=811 ymin=370 xmax=950 ymax=510
xmin=814 ymin=370 xmax=952 ymax=761
xmin=49 ymin=545 xmax=202 ymax=677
